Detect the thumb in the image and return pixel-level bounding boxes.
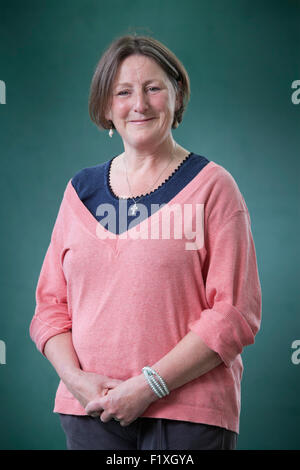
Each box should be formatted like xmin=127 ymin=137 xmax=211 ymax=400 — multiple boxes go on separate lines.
xmin=85 ymin=396 xmax=106 ymax=415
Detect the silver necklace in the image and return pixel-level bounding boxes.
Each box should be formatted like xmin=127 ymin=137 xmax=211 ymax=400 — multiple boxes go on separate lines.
xmin=123 ymin=142 xmax=177 ymax=216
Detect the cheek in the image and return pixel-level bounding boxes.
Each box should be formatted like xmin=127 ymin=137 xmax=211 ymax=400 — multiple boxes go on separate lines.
xmin=152 ymin=94 xmax=174 ymax=116
xmin=111 ymin=99 xmax=130 ymax=118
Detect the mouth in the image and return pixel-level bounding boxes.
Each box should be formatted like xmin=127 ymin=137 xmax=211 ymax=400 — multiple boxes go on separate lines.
xmin=129 ymin=118 xmax=154 ymax=123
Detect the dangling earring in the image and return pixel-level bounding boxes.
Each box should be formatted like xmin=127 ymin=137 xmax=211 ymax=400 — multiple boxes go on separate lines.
xmin=109 ymin=121 xmax=114 ymax=138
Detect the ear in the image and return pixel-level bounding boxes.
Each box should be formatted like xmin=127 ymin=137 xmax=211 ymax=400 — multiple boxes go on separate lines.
xmin=105 ymin=109 xmax=112 ymax=122
xmin=105 ymin=98 xmax=113 ymax=122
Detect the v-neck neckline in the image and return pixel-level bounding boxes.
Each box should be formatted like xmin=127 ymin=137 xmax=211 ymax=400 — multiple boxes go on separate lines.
xmin=65 ymin=160 xmax=215 ymax=242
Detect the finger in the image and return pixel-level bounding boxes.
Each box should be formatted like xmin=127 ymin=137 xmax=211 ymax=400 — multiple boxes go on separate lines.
xmin=85 ymin=397 xmax=105 ymax=415
xmin=120 ymin=418 xmax=135 ymax=427
xmin=106 ymin=379 xmax=123 ymax=388
xmin=99 ymin=410 xmax=114 ymax=423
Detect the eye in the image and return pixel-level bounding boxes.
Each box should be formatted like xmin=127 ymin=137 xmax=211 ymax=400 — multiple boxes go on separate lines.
xmin=117 ymin=87 xmax=160 ymax=96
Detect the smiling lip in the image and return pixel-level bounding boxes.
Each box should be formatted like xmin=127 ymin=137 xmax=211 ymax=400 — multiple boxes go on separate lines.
xmin=130 ymin=118 xmax=154 ymax=123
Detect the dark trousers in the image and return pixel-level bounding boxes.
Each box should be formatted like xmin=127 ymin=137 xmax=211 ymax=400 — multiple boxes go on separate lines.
xmin=59 ymin=414 xmax=238 ymax=450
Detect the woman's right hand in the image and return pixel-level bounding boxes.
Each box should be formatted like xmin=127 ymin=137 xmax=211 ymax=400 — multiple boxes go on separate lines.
xmin=63 ymin=369 xmax=123 ymax=410
xmin=43 ymin=333 xmax=123 ymax=411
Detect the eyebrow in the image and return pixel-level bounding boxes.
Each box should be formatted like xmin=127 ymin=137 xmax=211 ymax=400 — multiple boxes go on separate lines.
xmin=114 ymin=79 xmax=161 ymax=88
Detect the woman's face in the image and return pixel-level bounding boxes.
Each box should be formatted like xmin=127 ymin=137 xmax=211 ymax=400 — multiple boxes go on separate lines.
xmin=105 ymin=54 xmax=180 ymax=151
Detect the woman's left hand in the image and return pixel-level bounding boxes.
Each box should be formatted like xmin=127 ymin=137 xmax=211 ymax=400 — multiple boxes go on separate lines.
xmin=85 ymin=374 xmax=158 ymax=426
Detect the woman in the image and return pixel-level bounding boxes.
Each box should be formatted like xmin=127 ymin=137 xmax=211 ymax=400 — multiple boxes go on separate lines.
xmin=30 ymin=34 xmax=262 ymax=450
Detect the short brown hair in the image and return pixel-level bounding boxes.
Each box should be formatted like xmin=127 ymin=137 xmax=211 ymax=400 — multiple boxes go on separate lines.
xmin=89 ymin=35 xmax=191 ymax=130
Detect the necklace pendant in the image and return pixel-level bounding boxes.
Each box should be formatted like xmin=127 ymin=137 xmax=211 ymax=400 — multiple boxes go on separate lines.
xmin=129 ymin=203 xmax=138 ymax=216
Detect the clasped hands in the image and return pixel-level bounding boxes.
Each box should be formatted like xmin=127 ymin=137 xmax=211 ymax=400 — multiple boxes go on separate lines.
xmin=67 ymin=370 xmax=158 ymax=427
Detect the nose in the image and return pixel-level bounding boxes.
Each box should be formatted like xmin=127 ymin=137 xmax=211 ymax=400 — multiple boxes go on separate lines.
xmin=133 ymin=89 xmax=149 ymax=114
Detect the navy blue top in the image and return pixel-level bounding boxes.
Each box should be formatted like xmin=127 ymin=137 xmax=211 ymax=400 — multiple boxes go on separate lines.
xmin=71 ymin=152 xmax=210 ymax=235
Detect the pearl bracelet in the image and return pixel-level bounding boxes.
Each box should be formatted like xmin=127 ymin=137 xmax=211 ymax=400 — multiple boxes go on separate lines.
xmin=142 ymin=366 xmax=170 ymax=399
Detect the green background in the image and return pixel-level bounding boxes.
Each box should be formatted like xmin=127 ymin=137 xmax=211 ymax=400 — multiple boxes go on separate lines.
xmin=0 ymin=0 xmax=299 ymax=450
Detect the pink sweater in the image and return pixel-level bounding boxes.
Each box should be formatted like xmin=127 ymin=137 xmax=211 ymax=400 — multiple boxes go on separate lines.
xmin=30 ymin=161 xmax=262 ymax=434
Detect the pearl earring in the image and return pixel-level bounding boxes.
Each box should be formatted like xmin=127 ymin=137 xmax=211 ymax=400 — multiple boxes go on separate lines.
xmin=109 ymin=122 xmax=114 ymax=138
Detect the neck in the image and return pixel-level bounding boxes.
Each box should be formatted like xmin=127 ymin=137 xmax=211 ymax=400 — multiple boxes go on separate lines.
xmin=122 ymin=138 xmax=178 ymax=174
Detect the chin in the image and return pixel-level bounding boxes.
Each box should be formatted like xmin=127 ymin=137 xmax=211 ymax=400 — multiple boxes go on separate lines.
xmin=127 ymin=131 xmax=159 ymax=143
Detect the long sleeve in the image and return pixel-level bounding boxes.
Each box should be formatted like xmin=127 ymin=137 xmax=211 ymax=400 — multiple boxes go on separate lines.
xmin=30 ymin=189 xmax=72 ymax=355
xmin=29 ymin=162 xmax=260 ymax=432
xmin=188 ymin=208 xmax=262 ymax=368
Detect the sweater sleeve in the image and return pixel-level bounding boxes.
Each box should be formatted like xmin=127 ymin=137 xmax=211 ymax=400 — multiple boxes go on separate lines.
xmin=29 ymin=188 xmax=72 ymax=356
xmin=188 ymin=209 xmax=262 ymax=368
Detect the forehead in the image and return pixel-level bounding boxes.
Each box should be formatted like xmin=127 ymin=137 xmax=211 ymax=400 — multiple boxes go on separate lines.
xmin=114 ymin=54 xmax=168 ymax=85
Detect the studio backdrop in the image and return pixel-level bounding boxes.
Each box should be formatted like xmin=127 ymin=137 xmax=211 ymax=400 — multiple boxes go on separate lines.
xmin=0 ymin=0 xmax=299 ymax=450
